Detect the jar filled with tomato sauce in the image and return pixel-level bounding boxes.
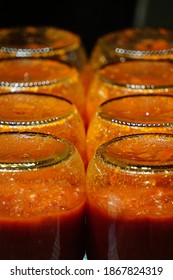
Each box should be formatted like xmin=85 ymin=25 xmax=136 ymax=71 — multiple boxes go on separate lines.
xmin=90 ymin=27 xmax=173 ymax=69
xmin=0 ymin=26 xmax=88 ymax=95
xmin=0 ymin=26 xmax=87 ymax=71
xmin=0 ymin=58 xmax=86 ymax=124
xmin=86 ymin=60 xmax=173 ymax=125
xmin=0 ymin=132 xmax=86 ymax=260
xmin=86 ymin=94 xmax=173 ymax=162
xmin=0 ymin=92 xmax=86 ymax=167
xmin=86 ymin=133 xmax=173 ymax=259
xmin=84 ymin=27 xmax=173 ymax=96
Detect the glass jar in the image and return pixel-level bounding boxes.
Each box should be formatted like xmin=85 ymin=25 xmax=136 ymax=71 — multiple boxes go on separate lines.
xmin=86 ymin=94 xmax=173 ymax=161
xmin=0 ymin=26 xmax=87 ymax=71
xmin=86 ymin=133 xmax=173 ymax=259
xmin=90 ymin=27 xmax=173 ymax=70
xmin=84 ymin=27 xmax=173 ymax=96
xmin=86 ymin=60 xmax=173 ymax=125
xmin=0 ymin=58 xmax=85 ymax=123
xmin=0 ymin=92 xmax=86 ymax=167
xmin=0 ymin=131 xmax=86 ymax=260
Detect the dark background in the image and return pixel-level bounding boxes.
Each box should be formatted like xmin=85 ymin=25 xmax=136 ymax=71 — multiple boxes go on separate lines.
xmin=1 ymin=0 xmax=173 ymax=56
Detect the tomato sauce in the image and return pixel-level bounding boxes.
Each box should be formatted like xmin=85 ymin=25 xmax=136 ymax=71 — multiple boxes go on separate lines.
xmin=0 ymin=132 xmax=86 ymax=260
xmin=86 ymin=191 xmax=173 ymax=260
xmin=0 ymin=202 xmax=86 ymax=260
xmin=86 ymin=133 xmax=173 ymax=259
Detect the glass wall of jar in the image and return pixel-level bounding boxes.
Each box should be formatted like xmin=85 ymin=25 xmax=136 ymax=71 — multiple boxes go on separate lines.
xmin=0 ymin=26 xmax=87 ymax=71
xmin=0 ymin=132 xmax=86 ymax=260
xmin=0 ymin=58 xmax=86 ymax=123
xmin=0 ymin=92 xmax=86 ymax=167
xmin=86 ymin=60 xmax=173 ymax=125
xmin=86 ymin=133 xmax=173 ymax=259
xmin=86 ymin=94 xmax=173 ymax=161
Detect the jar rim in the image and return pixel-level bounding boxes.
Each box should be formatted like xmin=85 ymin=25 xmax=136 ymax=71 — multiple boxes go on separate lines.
xmin=98 ymin=71 xmax=173 ymax=89
xmin=0 ymin=26 xmax=87 ymax=70
xmin=96 ymin=133 xmax=173 ymax=173
xmin=99 ymin=27 xmax=173 ymax=57
xmin=98 ymin=61 xmax=173 ymax=89
xmin=0 ymin=131 xmax=75 ymax=171
xmin=0 ymin=79 xmax=61 ymax=87
xmin=0 ymin=92 xmax=75 ymax=126
xmin=0 ymin=58 xmax=77 ymax=87
xmin=0 ymin=26 xmax=81 ymax=55
xmin=98 ymin=93 xmax=173 ymax=127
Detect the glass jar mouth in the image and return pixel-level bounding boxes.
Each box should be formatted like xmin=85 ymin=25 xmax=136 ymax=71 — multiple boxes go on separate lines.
xmin=0 ymin=58 xmax=77 ymax=87
xmin=100 ymin=27 xmax=173 ymax=57
xmin=0 ymin=117 xmax=68 ymax=126
xmin=0 ymin=26 xmax=81 ymax=56
xmin=98 ymin=60 xmax=173 ymax=89
xmin=96 ymin=133 xmax=173 ymax=173
xmin=98 ymin=72 xmax=173 ymax=89
xmin=0 ymin=42 xmax=81 ymax=57
xmin=0 ymin=131 xmax=74 ymax=171
xmin=0 ymin=46 xmax=53 ymax=56
xmin=111 ymin=48 xmax=173 ymax=58
xmin=0 ymin=79 xmax=61 ymax=88
xmin=98 ymin=94 xmax=173 ymax=127
xmin=0 ymin=92 xmax=74 ymax=125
